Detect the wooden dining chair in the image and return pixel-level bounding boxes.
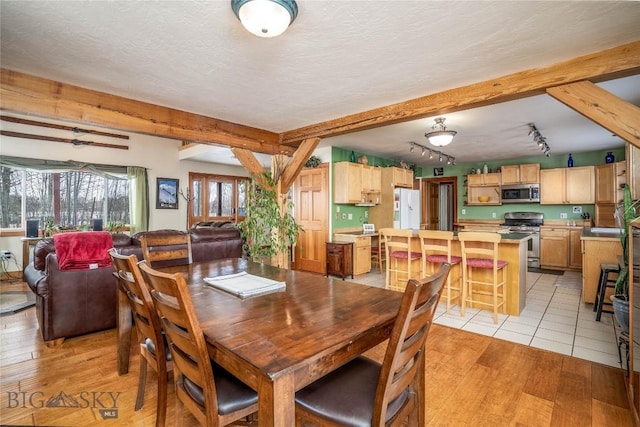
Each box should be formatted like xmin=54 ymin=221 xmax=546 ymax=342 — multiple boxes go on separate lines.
xmin=138 ymin=262 xmax=258 ymax=427
xmin=140 ymin=231 xmax=193 ymax=268
xmin=380 ymin=228 xmax=422 ymax=292
xmin=458 ymin=231 xmax=508 ymax=324
xmin=295 ymin=263 xmax=451 ymax=427
xmin=418 ymin=230 xmax=463 ymax=314
xmin=108 ymin=248 xmax=172 ymax=427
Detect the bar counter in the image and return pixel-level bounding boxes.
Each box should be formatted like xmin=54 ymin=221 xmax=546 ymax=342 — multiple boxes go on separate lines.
xmin=388 ymin=230 xmax=530 ymax=316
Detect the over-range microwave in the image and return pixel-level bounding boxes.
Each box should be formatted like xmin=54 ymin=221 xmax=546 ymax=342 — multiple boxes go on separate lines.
xmin=501 ymin=184 xmax=540 ymax=203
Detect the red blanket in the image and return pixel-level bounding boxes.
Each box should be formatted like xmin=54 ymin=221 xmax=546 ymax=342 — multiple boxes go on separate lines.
xmin=54 ymin=231 xmax=114 ymax=270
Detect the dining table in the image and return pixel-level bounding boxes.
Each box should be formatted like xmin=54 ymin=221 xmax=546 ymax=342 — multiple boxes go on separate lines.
xmin=116 ymin=258 xmax=407 ymax=426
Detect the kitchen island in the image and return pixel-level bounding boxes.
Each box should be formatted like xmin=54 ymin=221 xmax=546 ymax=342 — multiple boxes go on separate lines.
xmin=383 ymin=230 xmax=530 ymax=316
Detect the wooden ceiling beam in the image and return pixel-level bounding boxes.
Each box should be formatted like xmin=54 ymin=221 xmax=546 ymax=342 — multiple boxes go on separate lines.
xmin=547 ymin=81 xmax=640 ymax=149
xmin=280 ymin=41 xmax=640 ymax=145
xmin=0 ymin=68 xmax=294 ymax=156
xmin=280 ymin=138 xmax=321 ymax=193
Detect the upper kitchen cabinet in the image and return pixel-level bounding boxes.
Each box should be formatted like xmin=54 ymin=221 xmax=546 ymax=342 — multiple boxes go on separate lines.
xmin=501 ymin=163 xmax=540 ymax=185
xmin=596 ymin=161 xmax=626 ymax=203
xmin=627 ymin=144 xmax=640 ymax=200
xmin=466 ymin=172 xmax=502 ymax=205
xmin=389 ymin=166 xmax=414 ymax=188
xmin=333 ymin=162 xmax=382 ymax=204
xmin=540 ymin=166 xmax=595 ymax=204
xmin=361 ymin=165 xmax=382 ymax=194
xmin=467 ymin=172 xmax=501 ymax=186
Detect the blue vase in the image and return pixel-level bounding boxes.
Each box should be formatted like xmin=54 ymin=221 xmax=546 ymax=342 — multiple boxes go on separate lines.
xmin=567 ymin=154 xmax=574 ymax=168
xmin=606 ymin=152 xmax=615 ymax=164
xmin=350 ymin=151 xmax=356 ymax=162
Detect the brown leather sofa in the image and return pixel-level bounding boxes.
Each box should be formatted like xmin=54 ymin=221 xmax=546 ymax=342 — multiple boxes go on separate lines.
xmin=24 ymin=227 xmax=243 ymax=346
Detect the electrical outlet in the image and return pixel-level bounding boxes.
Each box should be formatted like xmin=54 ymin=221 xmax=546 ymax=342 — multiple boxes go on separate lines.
xmin=560 ymin=213 xmax=568 ymax=219
xmin=341 ymin=213 xmax=346 ymax=220
xmin=348 ymin=213 xmax=353 ymax=220
xmin=336 ymin=206 xmax=340 ymax=213
xmin=461 ymin=209 xmax=466 ymax=215
xmin=0 ymin=250 xmax=11 ymax=260
xmin=492 ymin=212 xmax=496 ymax=218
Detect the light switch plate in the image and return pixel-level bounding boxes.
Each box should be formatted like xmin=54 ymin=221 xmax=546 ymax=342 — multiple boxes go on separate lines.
xmin=348 ymin=213 xmax=353 ymax=220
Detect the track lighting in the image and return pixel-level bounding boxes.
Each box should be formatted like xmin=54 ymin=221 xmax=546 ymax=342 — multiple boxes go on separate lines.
xmin=406 ymin=141 xmax=454 ymax=166
xmin=528 ymin=123 xmax=551 ymax=156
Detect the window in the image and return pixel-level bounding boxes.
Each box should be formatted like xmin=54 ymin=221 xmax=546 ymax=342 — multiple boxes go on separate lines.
xmin=0 ymin=166 xmax=129 ymax=230
xmin=189 ymin=172 xmax=247 ymax=227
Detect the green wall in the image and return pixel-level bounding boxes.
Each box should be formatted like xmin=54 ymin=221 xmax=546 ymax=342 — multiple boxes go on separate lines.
xmin=330 ymin=146 xmax=626 ymax=228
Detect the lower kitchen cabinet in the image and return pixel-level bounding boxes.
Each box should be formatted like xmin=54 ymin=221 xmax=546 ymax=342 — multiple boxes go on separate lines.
xmin=326 ymin=242 xmax=353 ymax=279
xmin=540 ymin=228 xmax=569 ymax=268
xmin=333 ymin=234 xmax=372 ymax=275
xmin=541 ymin=226 xmax=583 ymax=270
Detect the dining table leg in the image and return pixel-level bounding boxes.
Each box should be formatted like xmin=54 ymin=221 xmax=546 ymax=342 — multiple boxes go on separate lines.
xmin=257 ymin=374 xmax=295 ymax=426
xmin=117 ymin=287 xmax=132 ymax=375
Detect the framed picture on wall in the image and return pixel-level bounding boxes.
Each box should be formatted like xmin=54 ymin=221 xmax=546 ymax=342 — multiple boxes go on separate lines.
xmin=433 ymin=167 xmax=444 ymax=176
xmin=156 ymin=177 xmax=179 ymax=209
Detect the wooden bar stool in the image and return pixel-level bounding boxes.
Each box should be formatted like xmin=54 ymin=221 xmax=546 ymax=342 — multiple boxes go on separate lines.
xmin=380 ymin=228 xmax=422 ymax=292
xmin=418 ymin=230 xmax=462 ymax=313
xmin=458 ymin=231 xmax=508 ymax=324
xmin=593 ymin=263 xmax=619 ymax=321
xmin=370 ymin=234 xmax=385 ymax=273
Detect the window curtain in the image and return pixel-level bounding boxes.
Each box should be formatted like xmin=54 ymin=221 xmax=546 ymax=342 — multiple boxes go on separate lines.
xmin=127 ymin=166 xmax=149 ymax=234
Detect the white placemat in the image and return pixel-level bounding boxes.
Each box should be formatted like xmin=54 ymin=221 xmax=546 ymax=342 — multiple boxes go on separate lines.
xmin=204 ymin=271 xmax=285 ymax=298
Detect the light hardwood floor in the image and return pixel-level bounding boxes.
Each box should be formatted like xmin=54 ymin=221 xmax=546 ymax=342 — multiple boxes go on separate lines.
xmin=0 ymin=281 xmax=634 ymax=426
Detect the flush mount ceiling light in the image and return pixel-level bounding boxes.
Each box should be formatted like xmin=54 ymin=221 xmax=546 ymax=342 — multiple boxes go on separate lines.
xmin=231 ymin=0 xmax=298 ymax=38
xmin=425 ymin=117 xmax=457 ymax=147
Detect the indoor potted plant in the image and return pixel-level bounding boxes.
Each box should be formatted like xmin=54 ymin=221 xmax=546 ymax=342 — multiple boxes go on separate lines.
xmin=237 ymin=171 xmax=302 ymax=267
xmin=612 ymin=184 xmax=639 ymax=333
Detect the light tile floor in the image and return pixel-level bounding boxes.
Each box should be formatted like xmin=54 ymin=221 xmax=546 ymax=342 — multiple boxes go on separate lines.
xmin=349 ymin=269 xmax=625 ymax=369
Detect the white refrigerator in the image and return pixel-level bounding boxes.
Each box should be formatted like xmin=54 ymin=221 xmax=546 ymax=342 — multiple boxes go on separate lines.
xmin=393 ymin=188 xmax=421 ymax=229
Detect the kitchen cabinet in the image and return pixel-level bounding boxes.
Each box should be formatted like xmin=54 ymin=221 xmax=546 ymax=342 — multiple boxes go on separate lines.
xmin=596 ymin=161 xmax=626 ymax=227
xmin=467 ymin=172 xmax=501 ymax=186
xmin=540 ymin=227 xmax=569 ymax=269
xmin=627 ymin=144 xmax=640 ymax=200
xmin=569 ymin=228 xmax=583 ymax=269
xmin=389 ymin=166 xmax=414 ymax=188
xmin=596 ymin=161 xmax=625 ymax=203
xmin=361 ymin=165 xmax=382 ymax=194
xmin=540 ymin=166 xmax=595 ymax=204
xmin=333 ymin=162 xmax=382 ymax=204
xmin=370 ymin=167 xmax=413 ymax=229
xmin=541 ymin=226 xmax=584 ymax=270
xmin=467 ymin=172 xmax=501 ymax=205
xmin=500 ymin=163 xmax=540 ymax=185
xmin=326 ymin=242 xmax=353 ymax=279
xmin=333 ymin=233 xmax=372 ymax=275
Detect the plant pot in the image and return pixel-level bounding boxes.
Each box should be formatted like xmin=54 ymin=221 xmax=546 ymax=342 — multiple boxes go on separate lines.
xmin=611 ymin=294 xmax=630 ymax=334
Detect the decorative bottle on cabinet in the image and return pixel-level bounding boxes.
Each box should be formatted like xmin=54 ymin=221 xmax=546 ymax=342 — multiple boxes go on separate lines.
xmin=350 ymin=151 xmax=356 ymax=162
xmin=568 ymin=154 xmax=574 ymax=167
xmin=483 ymin=163 xmax=488 ymax=174
xmin=606 ymin=152 xmax=615 ymax=164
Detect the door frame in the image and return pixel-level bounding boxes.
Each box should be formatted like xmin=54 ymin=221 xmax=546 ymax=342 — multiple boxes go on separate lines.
xmin=421 ymin=176 xmax=459 ymax=230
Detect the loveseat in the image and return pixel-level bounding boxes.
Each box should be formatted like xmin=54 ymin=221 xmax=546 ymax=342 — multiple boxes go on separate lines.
xmin=24 ymin=227 xmax=243 ymax=346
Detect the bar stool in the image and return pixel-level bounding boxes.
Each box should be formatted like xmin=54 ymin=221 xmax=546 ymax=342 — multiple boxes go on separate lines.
xmin=458 ymin=231 xmax=508 ymax=324
xmin=593 ymin=263 xmax=619 ymax=321
xmin=418 ymin=230 xmax=462 ymax=313
xmin=370 ymin=234 xmax=385 ymax=273
xmin=380 ymin=228 xmax=422 ymax=292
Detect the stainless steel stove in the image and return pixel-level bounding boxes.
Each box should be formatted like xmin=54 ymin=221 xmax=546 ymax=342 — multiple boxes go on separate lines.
xmin=502 ymin=212 xmax=543 ymax=268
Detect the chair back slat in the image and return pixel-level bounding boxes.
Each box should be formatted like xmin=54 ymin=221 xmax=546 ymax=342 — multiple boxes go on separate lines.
xmin=372 ymin=263 xmax=450 ymax=425
xmin=140 ymin=232 xmax=193 ymax=268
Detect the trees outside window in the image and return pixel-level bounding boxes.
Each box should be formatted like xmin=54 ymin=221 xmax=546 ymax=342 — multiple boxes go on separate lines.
xmin=0 ymin=166 xmax=129 ymax=230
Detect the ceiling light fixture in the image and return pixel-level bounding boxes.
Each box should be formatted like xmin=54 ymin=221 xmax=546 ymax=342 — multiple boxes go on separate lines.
xmin=231 ymin=0 xmax=298 ymax=38
xmin=528 ymin=123 xmax=551 ymax=157
xmin=425 ymin=117 xmax=457 ymax=147
xmin=407 ymin=141 xmax=454 ymax=166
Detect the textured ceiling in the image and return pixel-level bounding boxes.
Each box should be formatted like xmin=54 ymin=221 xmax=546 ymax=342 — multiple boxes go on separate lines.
xmin=1 ymin=1 xmax=639 ymax=167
